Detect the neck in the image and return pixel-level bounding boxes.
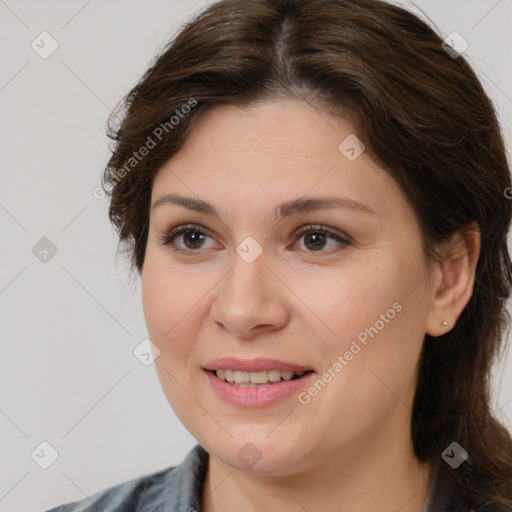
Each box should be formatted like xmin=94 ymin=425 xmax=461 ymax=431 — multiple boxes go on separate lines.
xmin=202 ymin=419 xmax=432 ymax=512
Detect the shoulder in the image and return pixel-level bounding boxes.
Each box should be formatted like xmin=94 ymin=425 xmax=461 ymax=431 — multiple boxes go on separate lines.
xmin=44 ymin=465 xmax=174 ymax=512
xmin=44 ymin=444 xmax=209 ymax=512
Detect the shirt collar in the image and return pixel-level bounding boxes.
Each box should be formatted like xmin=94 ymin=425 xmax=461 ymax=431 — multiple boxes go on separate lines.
xmin=144 ymin=443 xmax=209 ymax=512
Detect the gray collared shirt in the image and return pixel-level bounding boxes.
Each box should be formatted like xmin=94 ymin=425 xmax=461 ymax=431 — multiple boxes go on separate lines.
xmin=45 ymin=444 xmax=470 ymax=512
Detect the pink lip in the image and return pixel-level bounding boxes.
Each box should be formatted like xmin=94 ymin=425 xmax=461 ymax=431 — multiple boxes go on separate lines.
xmin=204 ymin=369 xmax=315 ymax=408
xmin=202 ymin=357 xmax=313 ymax=373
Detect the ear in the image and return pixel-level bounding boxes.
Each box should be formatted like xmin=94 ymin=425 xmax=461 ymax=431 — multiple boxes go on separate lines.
xmin=425 ymin=222 xmax=481 ymax=337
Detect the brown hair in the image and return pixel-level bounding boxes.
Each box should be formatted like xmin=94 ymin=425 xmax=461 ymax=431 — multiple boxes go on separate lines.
xmin=102 ymin=0 xmax=512 ymax=508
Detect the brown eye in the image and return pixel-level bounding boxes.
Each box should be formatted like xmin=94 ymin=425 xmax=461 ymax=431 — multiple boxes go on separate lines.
xmin=159 ymin=224 xmax=217 ymax=253
xmin=303 ymin=232 xmax=328 ymax=251
xmin=181 ymin=230 xmax=207 ymax=249
xmin=293 ymin=225 xmax=350 ymax=253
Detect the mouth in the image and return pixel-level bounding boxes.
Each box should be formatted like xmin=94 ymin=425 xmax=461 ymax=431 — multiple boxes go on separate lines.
xmin=208 ymin=369 xmax=314 ymax=387
xmin=203 ymin=366 xmax=316 ymax=407
xmin=202 ymin=357 xmax=316 ymax=406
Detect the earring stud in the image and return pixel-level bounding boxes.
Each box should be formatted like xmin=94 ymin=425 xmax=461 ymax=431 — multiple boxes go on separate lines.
xmin=442 ymin=321 xmax=449 ymax=326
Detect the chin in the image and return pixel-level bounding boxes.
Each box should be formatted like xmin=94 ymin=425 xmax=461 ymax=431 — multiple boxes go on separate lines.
xmin=204 ymin=433 xmax=311 ymax=475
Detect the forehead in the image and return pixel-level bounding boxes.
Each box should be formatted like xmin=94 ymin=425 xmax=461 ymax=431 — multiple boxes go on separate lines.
xmin=151 ymin=100 xmax=405 ymax=219
xmin=165 ymin=100 xmax=357 ymax=168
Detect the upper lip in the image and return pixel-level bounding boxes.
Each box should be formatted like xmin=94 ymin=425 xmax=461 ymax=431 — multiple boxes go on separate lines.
xmin=203 ymin=357 xmax=314 ymax=373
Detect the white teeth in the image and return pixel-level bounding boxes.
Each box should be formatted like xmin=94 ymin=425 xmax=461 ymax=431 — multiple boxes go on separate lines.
xmin=250 ymin=371 xmax=268 ymax=384
xmin=234 ymin=371 xmax=250 ymax=383
xmin=267 ymin=370 xmax=282 ymax=382
xmin=214 ymin=369 xmax=307 ymax=385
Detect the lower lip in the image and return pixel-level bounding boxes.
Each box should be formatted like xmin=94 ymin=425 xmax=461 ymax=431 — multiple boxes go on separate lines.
xmin=203 ymin=370 xmax=315 ymax=408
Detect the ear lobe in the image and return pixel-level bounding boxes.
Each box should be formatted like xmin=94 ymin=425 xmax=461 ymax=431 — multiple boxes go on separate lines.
xmin=425 ymin=223 xmax=480 ymax=337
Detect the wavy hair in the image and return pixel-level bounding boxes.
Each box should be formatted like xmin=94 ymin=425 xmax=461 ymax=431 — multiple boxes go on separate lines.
xmin=102 ymin=0 xmax=512 ymax=508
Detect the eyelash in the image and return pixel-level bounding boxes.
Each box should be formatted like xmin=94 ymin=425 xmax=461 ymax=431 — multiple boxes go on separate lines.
xmin=157 ymin=223 xmax=351 ymax=256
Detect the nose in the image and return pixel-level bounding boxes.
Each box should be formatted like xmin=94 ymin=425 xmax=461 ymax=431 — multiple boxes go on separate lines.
xmin=209 ymin=250 xmax=290 ymax=339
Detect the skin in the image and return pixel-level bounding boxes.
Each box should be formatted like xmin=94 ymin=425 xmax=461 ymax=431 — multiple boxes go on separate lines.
xmin=141 ymin=100 xmax=480 ymax=512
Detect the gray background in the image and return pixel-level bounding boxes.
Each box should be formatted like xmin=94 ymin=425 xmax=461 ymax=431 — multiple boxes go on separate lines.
xmin=0 ymin=1 xmax=511 ymax=511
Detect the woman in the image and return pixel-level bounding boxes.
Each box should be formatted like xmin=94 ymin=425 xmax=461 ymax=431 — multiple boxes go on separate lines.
xmin=47 ymin=0 xmax=512 ymax=510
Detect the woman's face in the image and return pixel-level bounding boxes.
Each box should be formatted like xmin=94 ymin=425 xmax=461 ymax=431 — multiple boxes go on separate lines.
xmin=141 ymin=100 xmax=437 ymax=475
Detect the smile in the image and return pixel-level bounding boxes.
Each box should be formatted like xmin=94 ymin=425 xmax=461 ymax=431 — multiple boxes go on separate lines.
xmin=213 ymin=369 xmax=310 ymax=386
xmin=204 ymin=368 xmax=315 ymax=407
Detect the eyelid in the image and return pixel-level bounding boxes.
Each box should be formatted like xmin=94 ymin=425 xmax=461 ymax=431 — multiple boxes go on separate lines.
xmin=158 ymin=223 xmax=351 ymax=254
xmin=157 ymin=223 xmax=217 ymax=249
xmin=292 ymin=224 xmax=352 ymax=244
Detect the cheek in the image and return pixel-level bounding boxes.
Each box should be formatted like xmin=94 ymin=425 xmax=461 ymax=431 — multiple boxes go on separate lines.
xmin=299 ymin=260 xmax=403 ymax=350
xmin=141 ymin=261 xmax=206 ymax=421
xmin=141 ymin=255 xmax=217 ymax=385
xmin=299 ymin=259 xmax=424 ymax=405
xmin=141 ymin=257 xmax=203 ymax=341
xmin=141 ymin=269 xmax=171 ymax=340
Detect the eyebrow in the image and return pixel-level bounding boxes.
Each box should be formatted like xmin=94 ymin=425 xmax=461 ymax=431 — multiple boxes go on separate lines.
xmin=151 ymin=194 xmax=377 ymax=218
